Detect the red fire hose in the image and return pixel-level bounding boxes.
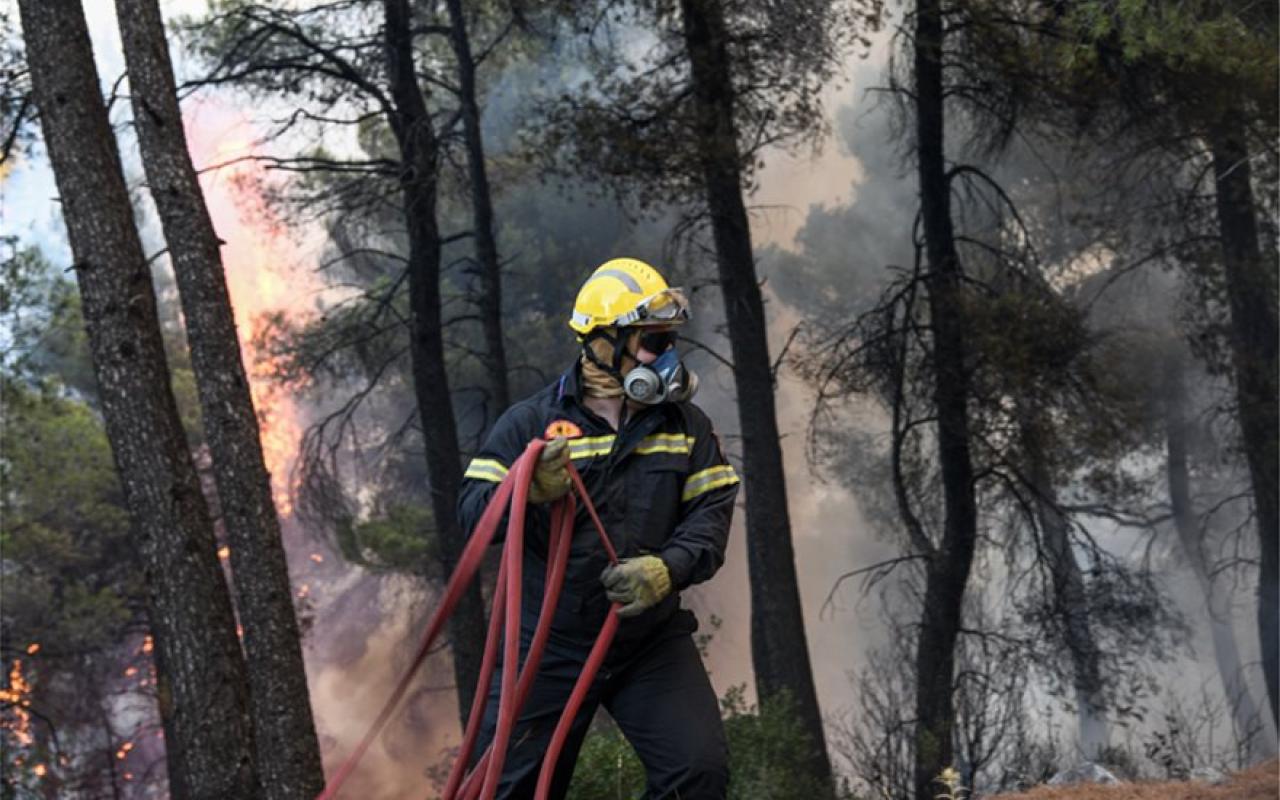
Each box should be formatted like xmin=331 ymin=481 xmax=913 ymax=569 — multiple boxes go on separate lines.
xmin=316 ymin=438 xmax=620 ymax=800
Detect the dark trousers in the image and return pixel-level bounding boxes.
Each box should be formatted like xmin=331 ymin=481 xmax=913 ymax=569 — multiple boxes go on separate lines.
xmin=470 ymin=629 xmax=728 ymax=799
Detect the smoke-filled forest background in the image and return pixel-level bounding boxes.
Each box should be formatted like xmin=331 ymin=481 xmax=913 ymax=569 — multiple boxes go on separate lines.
xmin=1 ymin=1 xmax=1276 ymax=798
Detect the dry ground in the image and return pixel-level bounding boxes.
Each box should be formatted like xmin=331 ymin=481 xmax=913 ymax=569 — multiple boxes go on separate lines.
xmin=988 ymin=760 xmax=1278 ymax=800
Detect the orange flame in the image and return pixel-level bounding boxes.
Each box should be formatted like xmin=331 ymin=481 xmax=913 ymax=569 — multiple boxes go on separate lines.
xmin=25 ymin=643 xmax=39 ymax=655
xmin=187 ymin=107 xmax=326 ymax=520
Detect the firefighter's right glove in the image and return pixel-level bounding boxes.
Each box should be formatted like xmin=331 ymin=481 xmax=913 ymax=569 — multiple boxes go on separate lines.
xmin=528 ymin=436 xmax=572 ymax=504
xmin=601 ymin=556 xmax=672 ymax=618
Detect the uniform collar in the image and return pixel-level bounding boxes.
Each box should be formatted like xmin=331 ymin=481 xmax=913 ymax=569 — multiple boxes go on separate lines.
xmin=557 ymin=363 xmax=584 ymax=407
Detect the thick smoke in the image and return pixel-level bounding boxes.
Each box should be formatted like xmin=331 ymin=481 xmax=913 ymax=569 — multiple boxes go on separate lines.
xmin=683 ymin=61 xmax=921 ymax=721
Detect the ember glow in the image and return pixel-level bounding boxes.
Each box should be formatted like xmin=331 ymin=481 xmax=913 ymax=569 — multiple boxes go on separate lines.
xmin=1 ymin=659 xmax=34 ymax=746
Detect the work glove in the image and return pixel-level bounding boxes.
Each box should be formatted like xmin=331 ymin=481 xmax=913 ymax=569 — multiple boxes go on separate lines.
xmin=600 ymin=555 xmax=672 ymax=619
xmin=528 ymin=436 xmax=572 ymax=504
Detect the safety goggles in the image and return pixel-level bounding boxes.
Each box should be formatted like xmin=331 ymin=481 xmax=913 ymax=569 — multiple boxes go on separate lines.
xmin=615 ymin=287 xmax=691 ymax=327
xmin=636 ymin=329 xmax=679 ymax=354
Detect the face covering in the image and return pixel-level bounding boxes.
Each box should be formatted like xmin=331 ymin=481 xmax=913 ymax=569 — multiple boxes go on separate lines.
xmin=581 ymin=333 xmax=626 ymax=398
xmin=581 ymin=327 xmax=698 ymax=404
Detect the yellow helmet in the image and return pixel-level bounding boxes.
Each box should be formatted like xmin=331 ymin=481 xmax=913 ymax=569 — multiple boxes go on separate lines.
xmin=568 ymin=258 xmax=690 ymax=335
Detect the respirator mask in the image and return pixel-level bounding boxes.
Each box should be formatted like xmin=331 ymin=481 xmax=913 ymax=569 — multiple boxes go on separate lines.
xmin=621 ymin=330 xmax=699 ymax=405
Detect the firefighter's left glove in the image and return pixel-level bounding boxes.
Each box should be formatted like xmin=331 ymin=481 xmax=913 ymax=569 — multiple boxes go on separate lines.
xmin=601 ymin=556 xmax=672 ymax=619
xmin=529 ymin=436 xmax=572 ymax=504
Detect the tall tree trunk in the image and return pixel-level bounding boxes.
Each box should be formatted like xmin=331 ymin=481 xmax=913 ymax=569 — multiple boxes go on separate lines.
xmin=114 ymin=1 xmax=324 ymax=795
xmin=382 ymin=0 xmax=486 ymax=725
xmin=678 ymin=0 xmax=833 ymax=789
xmin=1206 ymin=112 xmax=1279 ymax=729
xmin=913 ymin=0 xmax=980 ymax=796
xmin=444 ymin=0 xmax=509 ymax=423
xmin=1163 ymin=352 xmax=1277 ymax=760
xmin=1020 ymin=416 xmax=1107 ymax=756
xmin=18 ymin=1 xmax=259 ymax=796
xmin=97 ymin=703 xmax=124 ymax=800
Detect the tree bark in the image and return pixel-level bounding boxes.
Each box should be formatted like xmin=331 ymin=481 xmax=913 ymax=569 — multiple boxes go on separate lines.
xmin=913 ymin=0 xmax=980 ymax=796
xmin=1163 ymin=352 xmax=1276 ymax=760
xmin=444 ymin=0 xmax=510 ymax=423
xmin=113 ymin=1 xmax=324 ymax=795
xmin=382 ymin=0 xmax=486 ymax=725
xmin=678 ymin=0 xmax=833 ymax=789
xmin=1206 ymin=112 xmax=1279 ymax=729
xmin=18 ymin=0 xmax=259 ymax=796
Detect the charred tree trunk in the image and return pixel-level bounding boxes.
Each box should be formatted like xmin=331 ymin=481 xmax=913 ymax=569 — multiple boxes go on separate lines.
xmin=114 ymin=0 xmax=324 ymax=794
xmin=1020 ymin=416 xmax=1107 ymax=756
xmin=18 ymin=0 xmax=259 ymax=796
xmin=1206 ymin=112 xmax=1279 ymax=729
xmin=97 ymin=703 xmax=124 ymax=800
xmin=444 ymin=0 xmax=509 ymax=422
xmin=678 ymin=0 xmax=833 ymax=789
xmin=913 ymin=0 xmax=980 ymax=796
xmin=383 ymin=0 xmax=486 ymax=724
xmin=1163 ymin=352 xmax=1276 ymax=759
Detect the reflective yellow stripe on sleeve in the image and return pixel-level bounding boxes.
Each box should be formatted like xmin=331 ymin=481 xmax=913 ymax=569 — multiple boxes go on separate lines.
xmin=681 ymin=464 xmax=739 ymax=502
xmin=463 ymin=458 xmax=509 ymax=483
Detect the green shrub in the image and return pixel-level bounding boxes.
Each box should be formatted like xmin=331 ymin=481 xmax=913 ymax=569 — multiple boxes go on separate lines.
xmin=565 ymin=715 xmax=647 ymax=800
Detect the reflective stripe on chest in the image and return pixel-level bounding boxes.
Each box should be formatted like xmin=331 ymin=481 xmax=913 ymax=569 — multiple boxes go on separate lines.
xmin=566 ymin=432 xmax=695 ymax=462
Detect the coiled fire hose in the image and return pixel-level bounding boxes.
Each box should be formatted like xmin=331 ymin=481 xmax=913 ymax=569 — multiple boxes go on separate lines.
xmin=316 ymin=438 xmax=621 ymax=800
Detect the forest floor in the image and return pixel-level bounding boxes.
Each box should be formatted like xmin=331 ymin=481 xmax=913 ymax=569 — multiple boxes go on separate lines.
xmin=989 ymin=759 xmax=1278 ymax=799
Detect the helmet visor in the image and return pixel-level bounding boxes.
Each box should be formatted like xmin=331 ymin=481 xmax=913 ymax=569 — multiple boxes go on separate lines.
xmin=632 ymin=287 xmax=690 ymax=325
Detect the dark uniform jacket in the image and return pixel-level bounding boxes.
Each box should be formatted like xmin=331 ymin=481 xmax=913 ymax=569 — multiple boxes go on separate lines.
xmin=458 ymin=364 xmax=739 ymax=659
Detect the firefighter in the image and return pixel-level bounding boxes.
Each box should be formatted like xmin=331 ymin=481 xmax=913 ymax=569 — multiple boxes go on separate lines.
xmin=458 ymin=257 xmax=740 ymax=799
